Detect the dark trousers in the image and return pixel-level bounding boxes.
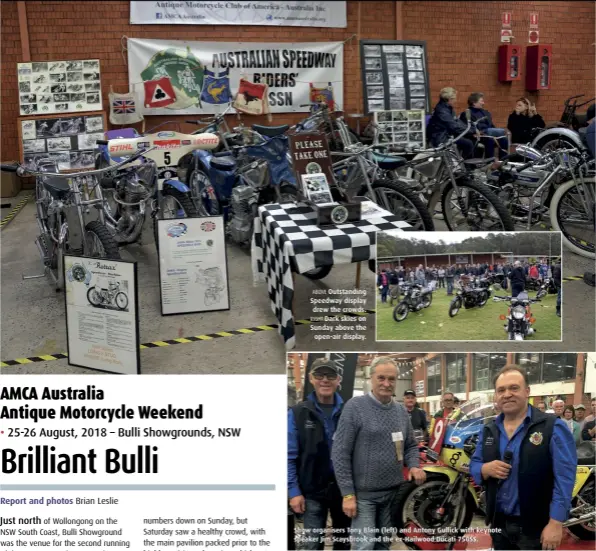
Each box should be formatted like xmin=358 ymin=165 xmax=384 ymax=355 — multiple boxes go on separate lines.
xmin=438 ymin=276 xmax=445 ymax=288
xmin=456 ymin=137 xmax=474 ymax=159
xmin=511 ymin=283 xmax=524 ymax=298
xmin=491 ymin=515 xmax=542 ymax=550
xmin=300 ymin=482 xmax=350 ymax=550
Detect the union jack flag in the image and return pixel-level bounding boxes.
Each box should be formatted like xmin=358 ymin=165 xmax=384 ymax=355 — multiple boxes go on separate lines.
xmin=112 ymin=98 xmax=136 ymax=114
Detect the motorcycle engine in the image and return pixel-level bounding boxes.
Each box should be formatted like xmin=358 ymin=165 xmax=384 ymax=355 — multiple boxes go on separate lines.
xmin=114 ymin=177 xmax=147 ymax=231
xmin=464 ymin=295 xmax=476 ymax=309
xmin=229 ymin=184 xmax=258 ymax=244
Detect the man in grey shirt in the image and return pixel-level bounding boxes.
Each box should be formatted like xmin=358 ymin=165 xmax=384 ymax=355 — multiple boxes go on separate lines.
xmin=331 ymin=357 xmax=426 ymax=550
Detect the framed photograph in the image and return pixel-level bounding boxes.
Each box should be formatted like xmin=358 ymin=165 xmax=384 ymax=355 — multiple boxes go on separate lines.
xmin=408 ymin=110 xmax=423 ymax=120
xmin=388 ymin=74 xmax=404 ymax=88
xmin=365 ymin=72 xmax=383 ymax=85
xmin=406 ymin=45 xmax=424 ymax=57
xmin=23 ymin=139 xmax=46 ymax=153
xmin=85 ymin=115 xmax=104 ymax=133
xmin=383 ymin=45 xmax=404 ymax=53
xmin=367 ymin=99 xmax=385 ymax=113
xmin=32 ymin=62 xmax=48 ymax=73
xmin=67 ymin=72 xmax=83 ymax=82
xmin=83 ymin=72 xmax=100 ymax=82
xmin=385 ymin=53 xmax=403 ymax=64
xmin=47 ymin=137 xmax=72 ymax=151
xmin=157 ymin=216 xmax=230 ymax=316
xmin=386 ymin=63 xmax=403 ymax=74
xmin=394 ymin=132 xmax=408 ymax=142
xmin=393 ymin=111 xmax=407 ymax=122
xmin=86 ymin=93 xmax=100 ymax=104
xmin=389 ymin=99 xmax=406 ymax=110
xmin=409 ymin=121 xmax=422 ymax=131
xmin=301 ymin=172 xmax=335 ymax=206
xmin=19 ymin=81 xmax=31 ymax=93
xmin=32 ymin=74 xmax=47 ymax=84
xmin=409 ymin=132 xmax=423 ymax=143
xmin=50 ymin=151 xmax=72 ymax=170
xmin=64 ymin=255 xmax=141 ymax=374
xmin=363 ymin=45 xmax=382 ymax=56
xmin=389 ymin=89 xmax=406 ymax=101
xmin=364 ymin=58 xmax=382 ymax=70
xmin=411 ymin=99 xmax=426 ymax=110
xmin=48 ymin=62 xmax=66 ymax=72
xmin=66 ymin=61 xmax=83 ymax=71
xmin=20 ymin=104 xmax=38 ymax=115
xmin=70 ymin=150 xmax=95 ymax=169
xmin=83 ymin=60 xmax=100 ymax=70
xmin=50 ymin=83 xmax=66 ymax=93
xmin=408 ymin=72 xmax=425 ymax=83
xmin=77 ymin=132 xmax=104 ymax=150
xmin=85 ymin=82 xmax=100 ymax=92
xmin=407 ymin=58 xmax=423 ymax=71
xmin=367 ymin=86 xmax=385 ymax=99
xmin=410 ymin=84 xmax=426 ymax=97
xmin=21 ymin=120 xmax=36 ymax=140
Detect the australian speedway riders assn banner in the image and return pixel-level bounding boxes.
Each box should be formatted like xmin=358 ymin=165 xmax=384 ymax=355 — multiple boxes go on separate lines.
xmin=130 ymin=1 xmax=347 ymax=27
xmin=127 ymin=38 xmax=343 ymax=115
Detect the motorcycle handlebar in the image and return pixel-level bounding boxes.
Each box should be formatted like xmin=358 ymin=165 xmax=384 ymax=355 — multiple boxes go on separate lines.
xmin=0 ymin=163 xmax=19 ymax=173
xmin=96 ymin=140 xmax=108 ymax=146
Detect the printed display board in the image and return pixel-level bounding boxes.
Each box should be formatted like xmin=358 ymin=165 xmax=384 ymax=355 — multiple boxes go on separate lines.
xmin=289 ymin=132 xmax=335 ymax=198
xmin=373 ymin=109 xmax=426 ymax=149
xmin=130 ymin=1 xmax=347 ymax=28
xmin=64 ymin=255 xmax=140 ymax=374
xmin=17 ymin=59 xmax=103 ymax=116
xmin=360 ymin=40 xmax=430 ymax=114
xmin=18 ymin=112 xmax=106 ymax=171
xmin=157 ymin=216 xmax=230 ymax=315
xmin=455 ymin=255 xmax=470 ymax=264
xmin=127 ymin=38 xmax=343 ymax=115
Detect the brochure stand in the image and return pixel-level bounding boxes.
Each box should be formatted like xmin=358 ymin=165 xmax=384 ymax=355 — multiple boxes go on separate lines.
xmin=156 ymin=215 xmax=230 ymax=315
xmin=63 ymin=255 xmax=141 ymax=374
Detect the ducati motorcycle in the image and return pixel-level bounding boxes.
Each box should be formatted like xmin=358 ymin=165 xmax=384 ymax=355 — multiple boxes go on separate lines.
xmin=493 ymin=292 xmax=541 ymax=340
xmin=392 ymin=282 xmax=434 ymax=322
xmin=448 ymin=277 xmax=491 ymax=317
xmin=393 ymin=399 xmax=596 ymax=550
xmin=87 ymin=281 xmax=128 ymax=311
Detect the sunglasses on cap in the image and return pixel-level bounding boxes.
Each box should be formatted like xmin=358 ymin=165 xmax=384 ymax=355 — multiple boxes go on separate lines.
xmin=312 ymin=371 xmax=338 ymax=381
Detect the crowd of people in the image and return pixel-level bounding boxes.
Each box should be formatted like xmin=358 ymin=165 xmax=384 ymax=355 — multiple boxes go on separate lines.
xmin=288 ymin=357 xmax=594 ymax=550
xmin=426 ymin=88 xmax=546 ymax=159
xmin=377 ymin=257 xmax=562 ymax=315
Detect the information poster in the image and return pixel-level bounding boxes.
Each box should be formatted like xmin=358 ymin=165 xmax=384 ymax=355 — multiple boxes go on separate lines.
xmin=17 ymin=59 xmax=103 ymax=115
xmin=63 ymin=255 xmax=140 ymax=374
xmin=157 ymin=216 xmax=230 ymax=315
xmin=360 ymin=40 xmax=430 ymax=114
xmin=373 ymin=109 xmax=426 ymax=148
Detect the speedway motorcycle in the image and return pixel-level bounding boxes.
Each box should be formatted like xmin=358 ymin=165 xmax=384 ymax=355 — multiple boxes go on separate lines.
xmin=448 ymin=277 xmax=491 ymax=317
xmin=392 ymin=282 xmax=435 ymax=322
xmin=536 ymin=276 xmax=558 ymax=299
xmin=493 ymin=292 xmax=541 ymax=340
xmin=393 ymin=399 xmax=596 ymax=550
xmin=0 ymin=151 xmax=148 ymax=290
xmin=87 ymin=280 xmax=128 ymax=311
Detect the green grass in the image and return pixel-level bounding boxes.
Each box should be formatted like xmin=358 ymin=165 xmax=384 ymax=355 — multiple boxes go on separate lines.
xmin=376 ymin=288 xmax=561 ymax=341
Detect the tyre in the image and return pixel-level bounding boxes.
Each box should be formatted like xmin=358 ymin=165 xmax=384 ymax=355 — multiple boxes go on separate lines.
xmin=566 ymin=477 xmax=596 ymax=541
xmin=392 ymin=475 xmax=476 ymax=549
xmin=360 ymin=179 xmax=435 ymax=231
xmin=154 ymin=188 xmax=199 ymax=252
xmin=477 ymin=291 xmax=489 ymax=307
xmin=87 ymin=287 xmax=101 ymax=306
xmin=84 ymin=221 xmax=121 ymax=259
xmin=549 ymin=177 xmax=595 ymax=259
xmin=393 ymin=302 xmax=409 ymax=322
xmin=534 ymin=135 xmax=580 ymax=154
xmin=188 ymin=168 xmax=211 ymax=216
xmin=115 ymin=292 xmax=128 ymax=311
xmin=422 ymin=293 xmax=432 ymax=308
xmin=449 ymin=297 xmax=462 ymax=317
xmin=441 ymin=176 xmax=515 ymax=231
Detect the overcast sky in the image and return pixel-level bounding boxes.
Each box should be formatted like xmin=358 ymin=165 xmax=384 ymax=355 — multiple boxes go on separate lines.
xmin=384 ymin=231 xmax=517 ymax=244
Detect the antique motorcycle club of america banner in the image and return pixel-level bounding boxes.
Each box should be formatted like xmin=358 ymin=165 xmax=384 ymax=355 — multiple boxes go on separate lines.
xmin=130 ymin=1 xmax=347 ymax=28
xmin=127 ymin=38 xmax=343 ymax=115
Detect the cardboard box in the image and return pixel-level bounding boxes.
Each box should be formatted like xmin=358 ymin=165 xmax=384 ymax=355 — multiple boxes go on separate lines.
xmin=1 ymin=171 xmax=22 ymax=198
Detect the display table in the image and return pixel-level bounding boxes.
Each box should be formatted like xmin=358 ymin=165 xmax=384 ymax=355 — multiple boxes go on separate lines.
xmin=252 ymin=201 xmax=411 ymax=349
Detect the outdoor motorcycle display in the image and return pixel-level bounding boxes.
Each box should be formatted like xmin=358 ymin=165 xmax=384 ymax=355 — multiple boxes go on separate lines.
xmin=87 ymin=280 xmax=128 ymax=311
xmin=448 ymin=277 xmax=491 ymax=317
xmin=392 ymin=282 xmax=435 ymax=322
xmin=0 ymin=150 xmax=149 ymax=291
xmin=392 ymin=399 xmax=596 ymax=550
xmin=493 ymin=291 xmax=541 ymax=340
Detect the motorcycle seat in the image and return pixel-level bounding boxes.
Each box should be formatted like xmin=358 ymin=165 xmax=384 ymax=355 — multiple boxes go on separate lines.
xmin=43 ymin=176 xmax=70 ymax=199
xmin=210 ymin=156 xmax=236 ymax=171
xmin=372 ymin=152 xmax=407 ymax=170
xmin=252 ymin=124 xmax=289 ymax=137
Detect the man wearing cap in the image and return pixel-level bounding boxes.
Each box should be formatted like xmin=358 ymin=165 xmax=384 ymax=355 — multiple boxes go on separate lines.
xmin=288 ymin=358 xmax=350 ymax=550
xmin=403 ymin=389 xmax=428 ymax=437
xmin=574 ymin=405 xmax=587 ymax=435
xmin=331 ymin=356 xmax=425 ymax=550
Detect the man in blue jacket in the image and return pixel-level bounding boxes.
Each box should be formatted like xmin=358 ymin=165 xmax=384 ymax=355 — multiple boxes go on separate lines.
xmin=470 ymin=365 xmax=576 ymax=550
xmin=427 ymin=87 xmax=474 ymax=159
xmin=460 ymin=92 xmax=508 ymax=159
xmin=288 ymin=358 xmax=350 ymax=550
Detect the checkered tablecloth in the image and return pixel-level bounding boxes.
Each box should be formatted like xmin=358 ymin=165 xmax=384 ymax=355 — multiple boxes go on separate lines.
xmin=251 ymin=201 xmax=412 ymax=349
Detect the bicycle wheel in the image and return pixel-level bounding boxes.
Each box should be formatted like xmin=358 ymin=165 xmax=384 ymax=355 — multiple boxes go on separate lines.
xmin=361 ymin=179 xmax=435 ymax=231
xmin=550 ymin=177 xmax=595 ymax=259
xmin=442 ymin=176 xmax=515 ymax=231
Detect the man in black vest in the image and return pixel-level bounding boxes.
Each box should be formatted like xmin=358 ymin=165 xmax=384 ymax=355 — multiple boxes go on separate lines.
xmin=288 ymin=358 xmax=350 ymax=550
xmin=470 ymin=365 xmax=577 ymax=550
xmin=403 ymin=389 xmax=428 ymax=439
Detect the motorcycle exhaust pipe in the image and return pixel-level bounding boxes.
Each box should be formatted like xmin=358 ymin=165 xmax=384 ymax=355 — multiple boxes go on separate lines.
xmin=562 ymin=512 xmax=596 ymax=528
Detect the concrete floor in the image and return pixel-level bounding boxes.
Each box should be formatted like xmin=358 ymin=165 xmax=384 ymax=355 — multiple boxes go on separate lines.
xmin=1 ymin=196 xmax=594 ymax=375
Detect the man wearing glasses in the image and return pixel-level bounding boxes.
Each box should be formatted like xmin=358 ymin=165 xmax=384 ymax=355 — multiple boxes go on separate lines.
xmin=288 ymin=358 xmax=350 ymax=550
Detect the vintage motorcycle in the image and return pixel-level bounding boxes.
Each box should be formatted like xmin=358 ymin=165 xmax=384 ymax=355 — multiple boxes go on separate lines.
xmin=535 ymin=276 xmax=558 ymax=299
xmin=493 ymin=292 xmax=541 ymax=340
xmin=393 ymin=399 xmax=596 ymax=550
xmin=448 ymin=277 xmax=491 ymax=317
xmin=0 ymin=150 xmax=148 ymax=290
xmin=392 ymin=282 xmax=435 ymax=322
xmin=87 ymin=281 xmax=128 ymax=311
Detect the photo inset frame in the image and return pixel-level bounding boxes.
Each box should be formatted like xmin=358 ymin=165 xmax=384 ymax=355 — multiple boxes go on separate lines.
xmin=157 ymin=216 xmax=230 ymax=316
xmin=63 ymin=255 xmax=141 ymax=374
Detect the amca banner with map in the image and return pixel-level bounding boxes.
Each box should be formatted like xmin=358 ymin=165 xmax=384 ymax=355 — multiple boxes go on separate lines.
xmin=127 ymin=38 xmax=343 ymax=115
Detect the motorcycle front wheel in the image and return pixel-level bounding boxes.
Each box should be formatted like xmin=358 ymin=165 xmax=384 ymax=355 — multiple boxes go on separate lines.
xmin=449 ymin=297 xmax=462 ymax=317
xmin=442 ymin=177 xmax=515 ymax=231
xmin=85 ymin=221 xmax=121 ymax=259
xmin=566 ymin=475 xmax=595 ymax=540
xmin=393 ymin=302 xmax=409 ymax=322
xmin=536 ymin=289 xmax=547 ymax=299
xmin=115 ymin=292 xmax=128 ymax=311
xmin=477 ymin=290 xmax=489 ymax=307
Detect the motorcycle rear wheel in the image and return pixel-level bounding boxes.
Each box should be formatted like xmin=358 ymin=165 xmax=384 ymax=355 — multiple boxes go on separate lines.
xmin=566 ymin=477 xmax=596 ymax=540
xmin=393 ymin=302 xmax=409 ymax=322
xmin=477 ymin=290 xmax=489 ymax=307
xmin=85 ymin=221 xmax=120 ymax=259
xmin=449 ymin=297 xmax=462 ymax=317
xmin=154 ymin=189 xmax=199 ymax=252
